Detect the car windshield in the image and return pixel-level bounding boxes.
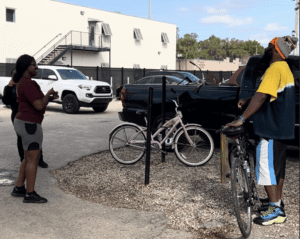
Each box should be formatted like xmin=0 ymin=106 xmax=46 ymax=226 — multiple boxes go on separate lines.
xmin=179 ymin=72 xmax=200 ymax=83
xmin=56 ymin=69 xmax=87 ymax=80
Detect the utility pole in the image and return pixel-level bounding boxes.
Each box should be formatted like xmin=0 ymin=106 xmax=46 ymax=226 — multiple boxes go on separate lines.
xmin=149 ymin=0 xmax=151 ymax=19
xmin=293 ymin=0 xmax=300 ymax=55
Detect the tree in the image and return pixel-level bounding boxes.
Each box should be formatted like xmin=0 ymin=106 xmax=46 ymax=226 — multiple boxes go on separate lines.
xmin=176 ymin=27 xmax=180 ymax=41
xmin=176 ymin=34 xmax=265 ymax=61
xmin=244 ymin=40 xmax=264 ymax=55
xmin=176 ymin=34 xmax=200 ymax=59
xmin=199 ymin=35 xmax=227 ymax=60
xmin=227 ymin=39 xmax=248 ymax=61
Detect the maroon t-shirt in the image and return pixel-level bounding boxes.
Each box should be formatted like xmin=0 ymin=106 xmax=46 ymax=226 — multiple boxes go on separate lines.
xmin=15 ymin=77 xmax=46 ymax=124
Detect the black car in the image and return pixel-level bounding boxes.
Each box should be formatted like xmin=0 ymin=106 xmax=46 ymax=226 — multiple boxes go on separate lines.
xmin=134 ymin=75 xmax=189 ymax=85
xmin=115 ymin=75 xmax=191 ymax=99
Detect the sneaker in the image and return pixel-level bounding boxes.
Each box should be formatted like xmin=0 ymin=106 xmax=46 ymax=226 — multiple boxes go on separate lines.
xmin=11 ymin=185 xmax=26 ymax=197
xmin=38 ymin=160 xmax=48 ymax=168
xmin=258 ymin=198 xmax=285 ymax=213
xmin=23 ymin=191 xmax=48 ymax=203
xmin=253 ymin=203 xmax=286 ymax=226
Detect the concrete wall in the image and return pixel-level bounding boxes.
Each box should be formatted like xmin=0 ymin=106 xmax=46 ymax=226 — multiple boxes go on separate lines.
xmin=1 ymin=0 xmax=176 ymax=69
xmin=177 ymin=57 xmax=241 ymax=71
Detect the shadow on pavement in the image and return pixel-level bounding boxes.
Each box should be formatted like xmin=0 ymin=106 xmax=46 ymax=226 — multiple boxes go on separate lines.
xmin=46 ymin=105 xmax=108 ymax=115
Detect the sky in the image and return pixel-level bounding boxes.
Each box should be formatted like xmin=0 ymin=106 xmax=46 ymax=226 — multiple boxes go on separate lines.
xmin=56 ymin=0 xmax=299 ymax=48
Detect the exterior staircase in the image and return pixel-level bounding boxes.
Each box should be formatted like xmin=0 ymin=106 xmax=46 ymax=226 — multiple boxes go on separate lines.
xmin=38 ymin=45 xmax=71 ymax=65
xmin=34 ymin=31 xmax=110 ymax=65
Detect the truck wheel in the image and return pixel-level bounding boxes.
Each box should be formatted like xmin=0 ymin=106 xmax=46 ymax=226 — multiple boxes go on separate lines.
xmin=92 ymin=105 xmax=108 ymax=113
xmin=62 ymin=94 xmax=80 ymax=114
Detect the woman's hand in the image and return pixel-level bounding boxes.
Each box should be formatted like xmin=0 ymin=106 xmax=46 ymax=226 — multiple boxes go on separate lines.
xmin=49 ymin=94 xmax=59 ymax=101
xmin=47 ymin=88 xmax=56 ymax=95
xmin=47 ymin=88 xmax=59 ymax=101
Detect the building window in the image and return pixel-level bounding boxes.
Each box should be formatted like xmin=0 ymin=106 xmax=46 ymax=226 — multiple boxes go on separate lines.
xmin=133 ymin=28 xmax=143 ymax=40
xmin=41 ymin=69 xmax=57 ymax=80
xmin=133 ymin=64 xmax=140 ymax=69
xmin=6 ymin=8 xmax=15 ymax=22
xmin=161 ymin=65 xmax=168 ymax=70
xmin=6 ymin=58 xmax=17 ymax=63
xmin=102 ymin=23 xmax=112 ymax=36
xmin=161 ymin=33 xmax=169 ymax=43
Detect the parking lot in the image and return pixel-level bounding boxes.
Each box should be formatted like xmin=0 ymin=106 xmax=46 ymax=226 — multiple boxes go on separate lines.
xmin=0 ymin=100 xmax=299 ymax=239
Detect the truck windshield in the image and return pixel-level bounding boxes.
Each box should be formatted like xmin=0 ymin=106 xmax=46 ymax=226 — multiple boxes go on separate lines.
xmin=56 ymin=69 xmax=87 ymax=80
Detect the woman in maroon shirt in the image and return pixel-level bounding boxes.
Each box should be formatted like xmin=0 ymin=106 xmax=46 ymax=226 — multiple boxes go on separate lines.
xmin=11 ymin=54 xmax=58 ymax=203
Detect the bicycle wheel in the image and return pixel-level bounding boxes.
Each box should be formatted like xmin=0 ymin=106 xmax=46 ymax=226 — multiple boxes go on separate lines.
xmin=231 ymin=157 xmax=252 ymax=238
xmin=109 ymin=124 xmax=146 ymax=164
xmin=174 ymin=125 xmax=214 ymax=166
xmin=230 ymin=144 xmax=257 ymax=184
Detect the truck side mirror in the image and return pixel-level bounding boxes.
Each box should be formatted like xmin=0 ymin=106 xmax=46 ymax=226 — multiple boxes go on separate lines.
xmin=48 ymin=75 xmax=57 ymax=80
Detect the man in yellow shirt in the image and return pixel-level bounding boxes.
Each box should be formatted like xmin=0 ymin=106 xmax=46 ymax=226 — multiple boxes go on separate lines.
xmin=226 ymin=35 xmax=298 ymax=226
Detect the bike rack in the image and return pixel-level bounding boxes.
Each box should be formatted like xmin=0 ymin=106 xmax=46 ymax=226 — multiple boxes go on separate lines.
xmin=145 ymin=87 xmax=153 ymax=185
xmin=161 ymin=76 xmax=166 ymax=163
xmin=145 ymin=76 xmax=167 ymax=185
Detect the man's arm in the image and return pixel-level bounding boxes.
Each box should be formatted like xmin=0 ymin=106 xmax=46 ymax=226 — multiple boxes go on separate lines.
xmin=226 ymin=92 xmax=268 ymax=127
xmin=242 ymin=92 xmax=268 ymax=120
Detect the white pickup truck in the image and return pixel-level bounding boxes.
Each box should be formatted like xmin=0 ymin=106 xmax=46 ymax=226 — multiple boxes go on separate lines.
xmin=0 ymin=65 xmax=113 ymax=114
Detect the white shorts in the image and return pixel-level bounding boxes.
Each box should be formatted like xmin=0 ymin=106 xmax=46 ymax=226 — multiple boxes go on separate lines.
xmin=255 ymin=137 xmax=286 ymax=186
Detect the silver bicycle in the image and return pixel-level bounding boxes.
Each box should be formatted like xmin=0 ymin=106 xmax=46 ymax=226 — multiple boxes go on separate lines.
xmin=109 ymin=91 xmax=214 ymax=166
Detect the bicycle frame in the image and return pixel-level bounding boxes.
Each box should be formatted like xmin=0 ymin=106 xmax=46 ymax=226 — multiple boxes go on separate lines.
xmin=233 ymin=135 xmax=257 ymax=206
xmin=139 ymin=116 xmax=197 ymax=150
xmin=114 ymin=113 xmax=200 ymax=153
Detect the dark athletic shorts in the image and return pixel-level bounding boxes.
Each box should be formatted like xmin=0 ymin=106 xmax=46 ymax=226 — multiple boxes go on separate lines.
xmin=255 ymin=137 xmax=286 ymax=185
xmin=14 ymin=118 xmax=43 ymax=152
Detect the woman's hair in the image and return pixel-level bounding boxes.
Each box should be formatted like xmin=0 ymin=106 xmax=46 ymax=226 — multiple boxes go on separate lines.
xmin=13 ymin=54 xmax=35 ymax=83
xmin=10 ymin=68 xmax=16 ymax=77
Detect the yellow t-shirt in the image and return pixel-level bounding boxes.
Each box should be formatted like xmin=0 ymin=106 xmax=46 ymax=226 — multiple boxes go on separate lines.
xmin=257 ymin=61 xmax=294 ymax=102
xmin=253 ymin=61 xmax=295 ymax=139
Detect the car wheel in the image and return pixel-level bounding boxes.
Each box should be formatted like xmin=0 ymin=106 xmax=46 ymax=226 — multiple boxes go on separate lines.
xmin=92 ymin=105 xmax=108 ymax=113
xmin=62 ymin=94 xmax=80 ymax=114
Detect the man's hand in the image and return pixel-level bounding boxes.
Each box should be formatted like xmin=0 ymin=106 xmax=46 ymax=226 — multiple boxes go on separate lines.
xmin=238 ymin=98 xmax=250 ymax=109
xmin=226 ymin=118 xmax=243 ymax=127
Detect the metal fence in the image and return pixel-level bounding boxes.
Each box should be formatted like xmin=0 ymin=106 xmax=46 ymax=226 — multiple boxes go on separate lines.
xmin=0 ymin=63 xmax=234 ymax=95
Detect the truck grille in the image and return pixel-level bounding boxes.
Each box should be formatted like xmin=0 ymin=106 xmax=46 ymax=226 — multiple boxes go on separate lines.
xmin=94 ymin=86 xmax=111 ymax=94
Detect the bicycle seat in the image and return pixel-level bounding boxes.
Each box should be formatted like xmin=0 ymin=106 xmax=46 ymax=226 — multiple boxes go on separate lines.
xmin=222 ymin=126 xmax=245 ymax=137
xmin=136 ymin=111 xmax=147 ymax=116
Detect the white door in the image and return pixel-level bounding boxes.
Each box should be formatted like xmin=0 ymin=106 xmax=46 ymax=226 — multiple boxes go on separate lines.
xmin=40 ymin=69 xmax=58 ymax=94
xmin=33 ymin=68 xmax=45 ymax=92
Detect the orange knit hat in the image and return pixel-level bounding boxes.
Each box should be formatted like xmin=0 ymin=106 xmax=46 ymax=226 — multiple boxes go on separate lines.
xmin=269 ymin=36 xmax=298 ymax=59
xmin=269 ymin=37 xmax=285 ymax=59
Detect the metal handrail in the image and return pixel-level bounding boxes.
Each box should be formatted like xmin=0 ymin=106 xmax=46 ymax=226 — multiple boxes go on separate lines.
xmin=36 ymin=31 xmax=111 ymax=64
xmin=36 ymin=30 xmax=73 ymax=63
xmin=33 ymin=33 xmax=62 ymax=57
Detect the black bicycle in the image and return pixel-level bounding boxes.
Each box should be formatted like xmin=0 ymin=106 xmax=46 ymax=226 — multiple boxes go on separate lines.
xmin=221 ymin=124 xmax=260 ymax=238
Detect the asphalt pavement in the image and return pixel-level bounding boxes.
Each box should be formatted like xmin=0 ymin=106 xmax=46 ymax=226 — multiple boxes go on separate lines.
xmin=0 ymin=100 xmax=194 ymax=239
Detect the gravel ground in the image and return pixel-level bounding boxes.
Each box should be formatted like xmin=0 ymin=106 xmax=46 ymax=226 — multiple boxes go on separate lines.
xmin=51 ymin=145 xmax=299 ymax=239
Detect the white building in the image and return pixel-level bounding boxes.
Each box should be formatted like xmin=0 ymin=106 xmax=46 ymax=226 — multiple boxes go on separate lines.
xmin=1 ymin=0 xmax=176 ymax=69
